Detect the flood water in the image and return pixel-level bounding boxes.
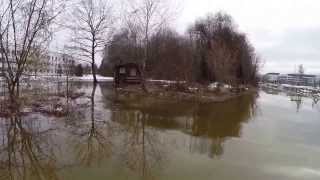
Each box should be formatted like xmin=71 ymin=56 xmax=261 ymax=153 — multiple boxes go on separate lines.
xmin=0 ymin=82 xmax=320 ymax=180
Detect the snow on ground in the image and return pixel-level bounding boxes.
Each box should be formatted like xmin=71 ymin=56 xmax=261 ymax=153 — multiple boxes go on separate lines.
xmin=281 ymin=84 xmax=320 ymax=91
xmin=70 ymin=75 xmax=113 ymax=82
xmin=208 ymin=82 xmax=233 ymax=90
xmin=148 ymin=79 xmax=186 ymax=84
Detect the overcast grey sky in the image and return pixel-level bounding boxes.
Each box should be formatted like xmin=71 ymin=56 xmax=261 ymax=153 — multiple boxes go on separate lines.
xmin=175 ymin=0 xmax=320 ymax=74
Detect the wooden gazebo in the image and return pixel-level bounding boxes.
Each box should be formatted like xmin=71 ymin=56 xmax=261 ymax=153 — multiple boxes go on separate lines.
xmin=114 ymin=63 xmax=142 ymax=87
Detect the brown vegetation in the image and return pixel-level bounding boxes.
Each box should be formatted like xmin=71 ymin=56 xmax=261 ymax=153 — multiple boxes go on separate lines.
xmin=115 ymin=80 xmax=256 ymax=104
xmin=100 ymin=12 xmax=260 ymax=87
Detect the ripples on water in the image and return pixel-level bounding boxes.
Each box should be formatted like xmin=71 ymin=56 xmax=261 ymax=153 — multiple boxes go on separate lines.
xmin=0 ymin=82 xmax=319 ymax=180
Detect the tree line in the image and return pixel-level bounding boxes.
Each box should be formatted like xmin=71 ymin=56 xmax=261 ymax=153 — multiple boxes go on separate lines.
xmin=0 ymin=0 xmax=260 ymax=104
xmin=100 ymin=12 xmax=260 ymax=86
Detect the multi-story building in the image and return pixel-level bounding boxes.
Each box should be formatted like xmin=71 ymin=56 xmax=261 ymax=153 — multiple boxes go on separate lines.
xmin=0 ymin=49 xmax=18 ymax=80
xmin=264 ymin=72 xmax=319 ymax=87
xmin=263 ymin=73 xmax=280 ymax=83
xmin=26 ymin=51 xmax=74 ymax=77
xmin=286 ymin=74 xmax=316 ymax=86
xmin=0 ymin=50 xmax=74 ymax=79
xmin=278 ymin=74 xmax=288 ymax=84
xmin=316 ymin=76 xmax=320 ymax=86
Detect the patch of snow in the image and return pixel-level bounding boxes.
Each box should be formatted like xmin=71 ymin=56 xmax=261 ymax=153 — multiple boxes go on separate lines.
xmin=223 ymin=84 xmax=232 ymax=89
xmin=56 ymin=106 xmax=63 ymax=112
xmin=208 ymin=82 xmax=219 ymax=90
xmin=70 ymin=75 xmax=113 ymax=82
xmin=22 ymin=75 xmax=113 ymax=82
xmin=148 ymin=79 xmax=186 ymax=84
xmin=188 ymin=87 xmax=198 ymax=92
xmin=208 ymin=82 xmax=232 ymax=90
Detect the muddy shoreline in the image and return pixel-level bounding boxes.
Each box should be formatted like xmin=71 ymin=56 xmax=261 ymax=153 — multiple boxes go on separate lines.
xmin=0 ymin=82 xmax=257 ymax=118
xmin=115 ymin=83 xmax=257 ymax=104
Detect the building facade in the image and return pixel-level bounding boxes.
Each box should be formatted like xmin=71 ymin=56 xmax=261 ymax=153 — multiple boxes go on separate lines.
xmin=286 ymin=74 xmax=317 ymax=86
xmin=263 ymin=73 xmax=280 ymax=83
xmin=264 ymin=72 xmax=320 ymax=87
xmin=0 ymin=49 xmax=18 ymax=81
xmin=26 ymin=52 xmax=74 ymax=77
xmin=1 ymin=50 xmax=74 ymax=79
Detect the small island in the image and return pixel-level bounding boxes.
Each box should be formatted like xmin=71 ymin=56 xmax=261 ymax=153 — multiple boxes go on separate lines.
xmin=101 ymin=12 xmax=260 ymax=104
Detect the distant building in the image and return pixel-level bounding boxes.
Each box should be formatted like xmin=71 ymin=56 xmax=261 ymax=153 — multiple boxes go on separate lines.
xmin=316 ymin=76 xmax=320 ymax=86
xmin=26 ymin=52 xmax=74 ymax=77
xmin=264 ymin=72 xmax=319 ymax=87
xmin=0 ymin=49 xmax=74 ymax=78
xmin=286 ymin=74 xmax=316 ymax=86
xmin=1 ymin=50 xmax=18 ymax=84
xmin=263 ymin=73 xmax=280 ymax=83
xmin=278 ymin=74 xmax=288 ymax=84
xmin=0 ymin=50 xmax=18 ymax=77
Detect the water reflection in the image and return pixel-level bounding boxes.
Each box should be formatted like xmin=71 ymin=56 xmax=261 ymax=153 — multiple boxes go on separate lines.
xmin=262 ymin=87 xmax=320 ymax=112
xmin=116 ymin=111 xmax=165 ymax=179
xmin=312 ymin=94 xmax=319 ymax=108
xmin=0 ymin=113 xmax=59 ymax=180
xmin=0 ymin=83 xmax=114 ymax=179
xmin=109 ymin=92 xmax=258 ymax=159
xmin=0 ymin=83 xmax=259 ymax=180
xmin=189 ymin=95 xmax=257 ymax=158
xmin=68 ymin=84 xmax=113 ymax=167
xmin=261 ymin=86 xmax=281 ymax=95
xmin=289 ymin=94 xmax=303 ymax=112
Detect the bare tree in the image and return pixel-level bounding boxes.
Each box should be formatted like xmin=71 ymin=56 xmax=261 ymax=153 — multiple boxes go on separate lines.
xmin=0 ymin=0 xmax=65 ymax=103
xmin=67 ymin=0 xmax=114 ymax=84
xmin=124 ymin=0 xmax=173 ymax=88
xmin=147 ymin=28 xmax=194 ymax=81
xmin=100 ymin=28 xmax=144 ymax=76
xmin=188 ymin=12 xmax=260 ymax=86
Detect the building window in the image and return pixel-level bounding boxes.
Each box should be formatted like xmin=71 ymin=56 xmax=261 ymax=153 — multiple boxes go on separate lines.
xmin=129 ymin=68 xmax=137 ymax=77
xmin=119 ymin=67 xmax=126 ymax=74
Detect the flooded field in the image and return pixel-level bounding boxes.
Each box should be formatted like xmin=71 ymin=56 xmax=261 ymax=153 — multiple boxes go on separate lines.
xmin=0 ymin=82 xmax=320 ymax=180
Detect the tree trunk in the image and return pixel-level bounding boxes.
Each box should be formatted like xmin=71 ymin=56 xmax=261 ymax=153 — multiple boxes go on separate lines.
xmin=92 ymin=62 xmax=98 ymax=84
xmin=8 ymin=82 xmax=17 ymax=107
xmin=16 ymin=81 xmax=19 ymax=97
xmin=141 ymin=70 xmax=147 ymax=92
xmin=92 ymin=38 xmax=98 ymax=85
xmin=66 ymin=71 xmax=69 ymax=104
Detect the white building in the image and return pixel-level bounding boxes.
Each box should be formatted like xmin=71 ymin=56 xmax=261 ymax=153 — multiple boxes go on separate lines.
xmin=0 ymin=49 xmax=18 ymax=80
xmin=26 ymin=51 xmax=74 ymax=77
xmin=263 ymin=73 xmax=280 ymax=83
xmin=264 ymin=72 xmax=320 ymax=87
xmin=1 ymin=49 xmax=74 ymax=78
xmin=285 ymin=74 xmax=317 ymax=86
xmin=275 ymin=73 xmax=318 ymax=87
xmin=316 ymin=75 xmax=320 ymax=85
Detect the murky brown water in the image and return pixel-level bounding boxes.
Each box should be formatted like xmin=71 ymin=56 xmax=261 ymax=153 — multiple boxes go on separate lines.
xmin=0 ymin=82 xmax=320 ymax=180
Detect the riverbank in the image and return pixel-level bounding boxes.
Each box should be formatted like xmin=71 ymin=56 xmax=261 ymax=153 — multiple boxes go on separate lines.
xmin=69 ymin=75 xmax=113 ymax=82
xmin=0 ymin=80 xmax=256 ymax=118
xmin=115 ymin=82 xmax=257 ymax=104
xmin=0 ymin=87 xmax=90 ymax=118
